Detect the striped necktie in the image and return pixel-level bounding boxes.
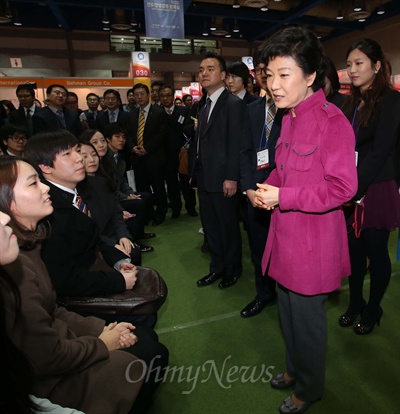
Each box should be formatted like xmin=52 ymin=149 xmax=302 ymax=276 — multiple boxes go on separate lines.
xmin=75 ymin=195 xmax=92 ymax=218
xmin=265 ymin=101 xmax=276 ymax=139
xmin=137 ymin=109 xmax=145 ymax=146
xmin=56 ymin=109 xmax=66 ymax=129
xmin=109 ymin=111 xmax=115 ymax=123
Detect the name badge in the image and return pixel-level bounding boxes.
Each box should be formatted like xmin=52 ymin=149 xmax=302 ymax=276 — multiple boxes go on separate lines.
xmin=355 ymin=150 xmax=358 ymax=166
xmin=257 ymin=149 xmax=269 ymax=170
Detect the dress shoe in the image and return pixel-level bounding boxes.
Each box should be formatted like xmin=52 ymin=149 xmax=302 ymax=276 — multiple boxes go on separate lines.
xmin=240 ymin=297 xmax=276 ymax=318
xmin=171 ymin=212 xmax=181 ymax=219
xmin=136 ymin=242 xmax=154 ymax=253
xmin=152 ymin=218 xmax=164 ymax=226
xmin=142 ymin=232 xmax=156 ymax=239
xmin=218 ymin=276 xmax=238 ymax=289
xmin=353 ymin=307 xmax=383 ymax=335
xmin=279 ymin=396 xmax=310 ymax=414
xmin=338 ymin=300 xmax=366 ymax=327
xmin=271 ymin=373 xmax=296 ymax=390
xmin=196 ymin=272 xmax=222 ymax=287
xmin=187 ymin=210 xmax=198 ymax=217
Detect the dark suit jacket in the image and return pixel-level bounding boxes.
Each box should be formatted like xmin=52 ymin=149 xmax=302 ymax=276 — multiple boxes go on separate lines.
xmin=95 ymin=109 xmax=130 ymax=133
xmin=240 ymin=96 xmax=284 ymax=191
xmin=83 ymin=109 xmax=99 ymax=129
xmin=243 ymin=91 xmax=260 ymax=106
xmin=193 ymin=89 xmax=246 ymax=192
xmin=164 ymin=105 xmax=190 ymax=164
xmin=41 ymin=180 xmax=127 ymax=297
xmin=32 ymin=106 xmax=82 ymax=136
xmin=9 ymin=106 xmax=40 ymax=135
xmin=126 ymin=104 xmax=168 ymax=168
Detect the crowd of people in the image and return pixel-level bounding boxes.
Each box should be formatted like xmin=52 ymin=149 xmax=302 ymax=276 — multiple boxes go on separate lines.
xmin=0 ymin=26 xmax=399 ymax=414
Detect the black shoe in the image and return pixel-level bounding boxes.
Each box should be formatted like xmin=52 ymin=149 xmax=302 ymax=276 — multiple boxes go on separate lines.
xmin=187 ymin=210 xmax=198 ymax=217
xmin=152 ymin=218 xmax=164 ymax=226
xmin=218 ymin=276 xmax=239 ymax=289
xmin=136 ymin=242 xmax=154 ymax=253
xmin=353 ymin=307 xmax=383 ymax=335
xmin=196 ymin=272 xmax=222 ymax=287
xmin=279 ymin=396 xmax=310 ymax=414
xmin=240 ymin=297 xmax=276 ymax=318
xmin=338 ymin=300 xmax=366 ymax=327
xmin=142 ymin=232 xmax=156 ymax=239
xmin=171 ymin=212 xmax=181 ymax=219
xmin=271 ymin=373 xmax=296 ymax=390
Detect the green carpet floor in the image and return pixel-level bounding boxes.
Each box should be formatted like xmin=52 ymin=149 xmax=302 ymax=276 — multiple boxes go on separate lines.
xmin=140 ymin=212 xmax=400 ymax=414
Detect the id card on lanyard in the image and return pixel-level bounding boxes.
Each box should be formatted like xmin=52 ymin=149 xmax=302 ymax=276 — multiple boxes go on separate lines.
xmin=352 ymin=104 xmax=360 ymax=166
xmin=257 ymin=122 xmax=269 ymax=170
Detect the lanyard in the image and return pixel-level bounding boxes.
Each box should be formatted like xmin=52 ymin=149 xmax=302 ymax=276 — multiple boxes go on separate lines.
xmin=351 ymin=103 xmax=361 ymax=146
xmin=258 ymin=122 xmax=269 ymax=151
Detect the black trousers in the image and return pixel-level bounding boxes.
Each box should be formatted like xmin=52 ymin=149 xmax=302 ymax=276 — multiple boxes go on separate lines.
xmin=179 ymin=173 xmax=196 ymax=213
xmin=278 ymin=285 xmax=328 ymax=403
xmin=197 ymin=171 xmax=242 ymax=277
xmin=245 ymin=198 xmax=276 ymax=301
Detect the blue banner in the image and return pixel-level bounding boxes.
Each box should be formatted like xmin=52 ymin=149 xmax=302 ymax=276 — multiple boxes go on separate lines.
xmin=144 ymin=0 xmax=185 ymax=39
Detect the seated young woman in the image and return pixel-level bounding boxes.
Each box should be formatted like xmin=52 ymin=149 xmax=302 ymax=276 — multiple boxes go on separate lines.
xmin=78 ymin=141 xmax=141 ymax=266
xmin=0 ymin=156 xmax=169 ymax=414
xmin=80 ymin=129 xmax=155 ymax=252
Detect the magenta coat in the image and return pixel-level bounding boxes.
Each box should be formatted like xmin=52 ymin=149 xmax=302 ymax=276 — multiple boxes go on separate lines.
xmin=262 ymin=89 xmax=358 ymax=295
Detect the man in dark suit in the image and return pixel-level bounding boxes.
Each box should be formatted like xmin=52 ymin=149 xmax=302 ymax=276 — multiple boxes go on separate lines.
xmin=159 ymin=85 xmax=196 ymax=218
xmin=9 ymin=83 xmax=39 ymax=137
xmin=193 ymin=52 xmax=245 ymax=289
xmin=23 ymin=129 xmax=158 ymax=328
xmin=32 ymin=84 xmax=82 ymax=136
xmin=126 ymin=83 xmax=168 ymax=226
xmin=95 ymin=89 xmax=130 ymax=133
xmin=82 ymin=92 xmax=100 ymax=129
xmin=239 ymin=50 xmax=284 ymax=318
xmin=226 ymin=61 xmax=260 ymax=105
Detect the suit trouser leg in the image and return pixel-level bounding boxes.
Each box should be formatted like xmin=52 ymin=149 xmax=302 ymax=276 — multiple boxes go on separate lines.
xmin=198 ymin=189 xmax=242 ymax=277
xmin=246 ymin=200 xmax=276 ymax=301
xmin=165 ymin=167 xmax=183 ymax=215
xmin=179 ymin=173 xmax=196 ymax=212
xmin=278 ymin=285 xmax=328 ymax=402
xmin=148 ymin=166 xmax=168 ymax=221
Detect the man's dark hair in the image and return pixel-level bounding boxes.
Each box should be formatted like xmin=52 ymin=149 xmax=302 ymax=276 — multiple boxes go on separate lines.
xmin=86 ymin=93 xmax=99 ymax=101
xmin=201 ymin=51 xmax=227 ymax=74
xmin=103 ymin=122 xmax=127 ymax=140
xmin=151 ymin=81 xmax=164 ymax=89
xmin=24 ymin=129 xmax=78 ymax=168
xmin=46 ymin=84 xmax=68 ymax=95
xmin=133 ymin=83 xmax=150 ymax=94
xmin=103 ymin=89 xmax=121 ymax=101
xmin=159 ymin=85 xmax=175 ymax=95
xmin=0 ymin=123 xmax=28 ymax=143
xmin=182 ymin=94 xmax=192 ymax=104
xmin=67 ymin=92 xmax=78 ymax=100
xmin=16 ymin=84 xmax=35 ymax=97
xmin=127 ymin=88 xmax=134 ymax=97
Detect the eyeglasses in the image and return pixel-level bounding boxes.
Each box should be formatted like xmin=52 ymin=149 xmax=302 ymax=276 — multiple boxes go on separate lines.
xmin=253 ymin=67 xmax=268 ymax=75
xmin=17 ymin=94 xmax=33 ymax=99
xmin=8 ymin=134 xmax=28 ymax=142
xmin=159 ymin=93 xmax=173 ymax=98
xmin=52 ymin=90 xmax=67 ymax=97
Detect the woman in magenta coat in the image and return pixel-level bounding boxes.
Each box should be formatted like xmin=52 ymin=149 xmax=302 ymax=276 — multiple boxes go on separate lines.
xmin=255 ymin=27 xmax=357 ymax=414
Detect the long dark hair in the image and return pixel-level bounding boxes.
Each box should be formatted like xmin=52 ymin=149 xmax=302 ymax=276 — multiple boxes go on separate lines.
xmin=0 ymin=157 xmax=49 ymax=250
xmin=342 ymin=38 xmax=392 ymax=127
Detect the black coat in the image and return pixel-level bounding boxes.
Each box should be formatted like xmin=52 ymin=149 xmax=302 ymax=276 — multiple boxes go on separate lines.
xmin=32 ymin=106 xmax=82 ymax=136
xmin=41 ymin=180 xmax=127 ymax=297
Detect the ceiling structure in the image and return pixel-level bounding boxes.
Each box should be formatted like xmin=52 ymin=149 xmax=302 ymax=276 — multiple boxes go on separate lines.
xmin=0 ymin=0 xmax=399 ymax=42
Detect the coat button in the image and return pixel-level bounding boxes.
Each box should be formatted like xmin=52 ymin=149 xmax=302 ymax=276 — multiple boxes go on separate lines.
xmin=280 ymin=165 xmax=284 ymax=170
xmin=285 ymin=142 xmax=289 ymax=147
xmin=323 ymin=103 xmax=329 ymax=107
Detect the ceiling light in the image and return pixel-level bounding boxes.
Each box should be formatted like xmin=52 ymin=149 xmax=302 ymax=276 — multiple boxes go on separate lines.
xmin=377 ymin=1 xmax=385 ymax=15
xmin=233 ymin=0 xmax=240 ymax=8
xmin=111 ymin=9 xmax=131 ymax=31
xmin=261 ymin=7 xmax=268 ymax=11
xmin=13 ymin=10 xmax=22 ymax=26
xmin=225 ymin=33 xmax=232 ymax=38
xmin=103 ymin=25 xmax=110 ymax=31
xmin=336 ymin=1 xmax=344 ymax=20
xmin=202 ymin=22 xmax=209 ymax=36
xmin=353 ymin=1 xmax=363 ymax=12
xmin=130 ymin=11 xmax=138 ymax=26
xmin=358 ymin=18 xmax=366 ymax=22
xmin=210 ymin=19 xmax=217 ymax=31
xmin=102 ymin=8 xmax=109 ymax=24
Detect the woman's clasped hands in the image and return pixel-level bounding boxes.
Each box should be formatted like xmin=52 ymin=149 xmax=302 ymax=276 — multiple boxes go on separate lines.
xmin=99 ymin=322 xmax=138 ymax=351
xmin=254 ymin=183 xmax=280 ymax=210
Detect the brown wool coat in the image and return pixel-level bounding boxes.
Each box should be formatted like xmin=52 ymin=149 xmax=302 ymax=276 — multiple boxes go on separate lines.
xmin=3 ymin=245 xmax=145 ymax=414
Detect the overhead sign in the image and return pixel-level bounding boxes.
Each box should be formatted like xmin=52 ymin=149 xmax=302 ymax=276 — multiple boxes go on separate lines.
xmin=144 ymin=0 xmax=185 ymax=39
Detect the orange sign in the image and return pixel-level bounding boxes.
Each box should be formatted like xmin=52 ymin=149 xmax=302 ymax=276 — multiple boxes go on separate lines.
xmin=0 ymin=77 xmax=134 ymax=89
